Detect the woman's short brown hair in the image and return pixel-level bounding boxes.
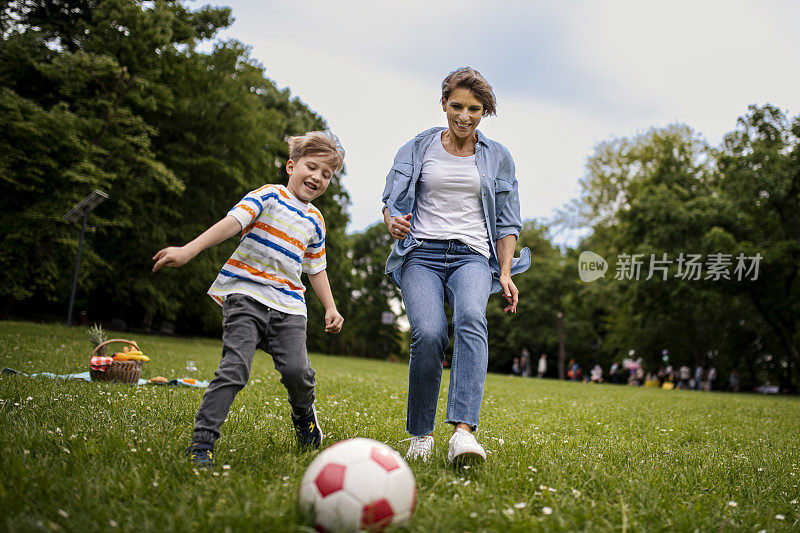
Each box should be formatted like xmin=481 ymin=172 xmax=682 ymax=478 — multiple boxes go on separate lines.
xmin=441 ymin=67 xmax=497 ymax=117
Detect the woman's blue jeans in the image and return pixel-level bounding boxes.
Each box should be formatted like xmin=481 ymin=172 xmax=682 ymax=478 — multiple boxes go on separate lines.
xmin=400 ymin=239 xmax=492 ymax=436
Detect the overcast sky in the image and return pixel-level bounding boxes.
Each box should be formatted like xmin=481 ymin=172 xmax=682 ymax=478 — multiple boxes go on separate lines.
xmin=209 ymin=1 xmax=800 ymax=243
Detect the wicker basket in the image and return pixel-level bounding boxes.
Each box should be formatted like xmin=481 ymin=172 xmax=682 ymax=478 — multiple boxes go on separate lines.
xmin=89 ymin=339 xmax=143 ymax=384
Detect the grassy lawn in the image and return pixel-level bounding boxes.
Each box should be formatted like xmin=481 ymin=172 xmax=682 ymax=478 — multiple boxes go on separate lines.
xmin=0 ymin=320 xmax=798 ymax=532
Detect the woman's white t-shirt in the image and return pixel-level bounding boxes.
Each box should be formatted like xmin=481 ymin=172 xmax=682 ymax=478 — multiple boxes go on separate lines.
xmin=411 ymin=133 xmax=490 ymax=258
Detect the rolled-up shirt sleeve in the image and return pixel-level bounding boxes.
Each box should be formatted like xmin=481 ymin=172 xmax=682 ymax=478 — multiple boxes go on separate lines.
xmin=382 ymin=139 xmax=415 ymax=216
xmin=496 ymin=156 xmax=523 ymax=240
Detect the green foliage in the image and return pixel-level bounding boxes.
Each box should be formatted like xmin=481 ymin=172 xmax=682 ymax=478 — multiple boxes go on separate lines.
xmin=553 ymin=114 xmax=800 ymax=389
xmin=336 ymin=223 xmax=403 ymax=358
xmin=0 ymin=0 xmax=351 ymax=341
xmin=1 ymin=321 xmax=799 ymax=532
xmin=717 ymin=105 xmax=800 ymax=371
xmin=487 ymin=222 xmax=575 ymax=375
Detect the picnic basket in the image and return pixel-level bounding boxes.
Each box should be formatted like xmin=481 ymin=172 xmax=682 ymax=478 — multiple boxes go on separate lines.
xmin=89 ymin=339 xmax=143 ymax=384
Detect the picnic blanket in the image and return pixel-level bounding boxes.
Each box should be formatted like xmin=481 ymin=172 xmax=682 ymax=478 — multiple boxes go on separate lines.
xmin=1 ymin=367 xmax=209 ymax=388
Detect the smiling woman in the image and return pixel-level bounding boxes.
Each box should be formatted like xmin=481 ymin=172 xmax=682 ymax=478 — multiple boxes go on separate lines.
xmin=381 ymin=67 xmax=530 ymax=465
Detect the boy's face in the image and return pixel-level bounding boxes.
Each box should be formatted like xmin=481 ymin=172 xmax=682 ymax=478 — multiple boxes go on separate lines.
xmin=286 ymin=153 xmax=336 ymax=203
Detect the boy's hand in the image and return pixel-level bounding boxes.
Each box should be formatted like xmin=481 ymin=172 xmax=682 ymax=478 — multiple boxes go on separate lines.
xmin=152 ymin=246 xmax=192 ymax=272
xmin=324 ymin=308 xmax=344 ymax=333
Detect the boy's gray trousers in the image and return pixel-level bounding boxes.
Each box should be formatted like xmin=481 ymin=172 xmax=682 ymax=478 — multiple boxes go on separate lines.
xmin=193 ymin=293 xmax=316 ymax=446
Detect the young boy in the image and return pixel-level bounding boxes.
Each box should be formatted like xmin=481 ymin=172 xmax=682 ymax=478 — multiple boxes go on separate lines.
xmin=152 ymin=131 xmax=345 ymax=466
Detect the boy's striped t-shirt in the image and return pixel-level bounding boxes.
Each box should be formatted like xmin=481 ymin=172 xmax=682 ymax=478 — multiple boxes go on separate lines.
xmin=207 ymin=184 xmax=326 ymax=317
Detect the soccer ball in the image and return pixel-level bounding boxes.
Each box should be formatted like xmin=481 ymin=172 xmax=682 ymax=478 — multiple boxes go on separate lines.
xmin=298 ymin=438 xmax=416 ymax=532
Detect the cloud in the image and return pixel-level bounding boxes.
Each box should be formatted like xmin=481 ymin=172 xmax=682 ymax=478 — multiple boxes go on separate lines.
xmin=212 ymin=0 xmax=800 ymax=240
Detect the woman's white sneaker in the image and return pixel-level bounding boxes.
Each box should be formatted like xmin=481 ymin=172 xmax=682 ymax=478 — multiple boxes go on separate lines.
xmin=448 ymin=428 xmax=486 ymax=463
xmin=403 ymin=435 xmax=434 ymax=462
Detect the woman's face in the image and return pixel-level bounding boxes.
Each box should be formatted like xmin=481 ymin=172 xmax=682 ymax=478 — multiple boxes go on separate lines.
xmin=442 ymin=87 xmax=483 ymax=140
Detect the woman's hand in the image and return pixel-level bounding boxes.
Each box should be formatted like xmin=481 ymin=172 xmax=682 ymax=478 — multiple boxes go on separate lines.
xmin=385 ymin=212 xmax=413 ymax=240
xmin=499 ymin=273 xmax=519 ymax=314
xmin=496 ymin=234 xmax=519 ymax=313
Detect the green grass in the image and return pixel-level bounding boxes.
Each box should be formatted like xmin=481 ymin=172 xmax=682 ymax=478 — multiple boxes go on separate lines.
xmin=0 ymin=320 xmax=798 ymax=532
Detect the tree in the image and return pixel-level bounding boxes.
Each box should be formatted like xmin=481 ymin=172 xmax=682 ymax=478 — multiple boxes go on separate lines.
xmin=337 ymin=223 xmax=403 ymax=358
xmin=560 ymin=118 xmax=798 ymax=389
xmin=0 ymin=0 xmax=351 ymax=341
xmin=716 ymin=105 xmax=800 ymax=381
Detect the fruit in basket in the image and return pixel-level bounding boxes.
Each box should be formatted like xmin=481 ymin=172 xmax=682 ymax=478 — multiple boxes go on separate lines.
xmin=87 ymin=323 xmax=108 ymax=356
xmin=113 ymin=352 xmax=130 ymax=361
xmin=126 ymin=350 xmax=151 ymax=362
xmin=122 ymin=346 xmax=130 ymax=354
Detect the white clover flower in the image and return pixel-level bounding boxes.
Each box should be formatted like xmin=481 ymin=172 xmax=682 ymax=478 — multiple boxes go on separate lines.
xmin=775 ymin=514 xmax=785 ymax=520
xmin=542 ymin=506 xmax=553 ymax=515
xmin=727 ymin=501 xmax=737 ymax=507
xmin=514 ymin=502 xmax=527 ymax=509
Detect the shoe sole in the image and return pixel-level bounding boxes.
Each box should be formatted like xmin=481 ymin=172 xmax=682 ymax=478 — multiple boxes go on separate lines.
xmin=449 ymin=451 xmax=486 ymax=465
xmin=311 ymin=404 xmax=324 ymax=444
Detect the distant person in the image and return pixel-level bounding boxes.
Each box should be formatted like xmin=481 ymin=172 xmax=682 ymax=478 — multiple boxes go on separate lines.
xmin=665 ymin=365 xmax=674 ymax=386
xmin=678 ymin=364 xmax=691 ymax=390
xmin=631 ymin=365 xmax=644 ymax=387
xmin=694 ymin=364 xmax=704 ymax=391
xmin=382 ymin=67 xmax=530 ymax=464
xmin=707 ymin=366 xmax=717 ymax=391
xmin=656 ymin=366 xmax=666 ymax=386
xmin=568 ymin=359 xmax=582 ymax=381
xmin=511 ymin=357 xmax=520 ymax=376
xmin=152 ymin=131 xmax=346 ymax=467
xmin=609 ymin=361 xmax=620 ymax=383
xmin=537 ymin=353 xmax=548 ymax=378
xmin=729 ymin=370 xmax=739 ymax=392
xmin=520 ymin=348 xmax=532 ymax=377
xmin=590 ymin=364 xmax=603 ymax=383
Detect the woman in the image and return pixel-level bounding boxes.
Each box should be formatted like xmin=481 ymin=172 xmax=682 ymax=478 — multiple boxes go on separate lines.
xmin=382 ymin=67 xmax=530 ymax=463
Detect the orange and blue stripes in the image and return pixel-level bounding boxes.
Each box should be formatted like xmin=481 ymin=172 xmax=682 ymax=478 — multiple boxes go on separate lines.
xmin=207 ymin=184 xmax=326 ymax=317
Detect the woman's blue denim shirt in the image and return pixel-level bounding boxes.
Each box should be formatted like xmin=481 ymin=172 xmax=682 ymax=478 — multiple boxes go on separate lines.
xmin=382 ymin=127 xmax=531 ymax=293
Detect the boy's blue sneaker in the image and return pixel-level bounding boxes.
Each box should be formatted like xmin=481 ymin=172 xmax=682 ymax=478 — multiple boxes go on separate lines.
xmin=292 ymin=405 xmax=323 ymax=449
xmin=185 ymin=443 xmax=214 ymax=468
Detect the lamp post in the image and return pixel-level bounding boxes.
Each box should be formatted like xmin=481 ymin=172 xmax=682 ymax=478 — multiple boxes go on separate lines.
xmin=63 ymin=190 xmax=108 ymax=327
xmin=381 ymin=311 xmax=394 ymax=358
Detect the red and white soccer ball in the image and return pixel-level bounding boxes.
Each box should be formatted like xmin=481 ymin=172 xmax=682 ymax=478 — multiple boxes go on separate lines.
xmin=298 ymin=438 xmax=417 ymax=532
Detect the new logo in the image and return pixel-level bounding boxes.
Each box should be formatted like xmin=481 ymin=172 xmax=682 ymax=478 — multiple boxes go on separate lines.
xmin=578 ymin=251 xmax=608 ymax=282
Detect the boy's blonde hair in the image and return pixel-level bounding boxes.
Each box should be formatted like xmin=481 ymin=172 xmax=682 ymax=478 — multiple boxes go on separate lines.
xmin=287 ymin=131 xmax=346 ymax=173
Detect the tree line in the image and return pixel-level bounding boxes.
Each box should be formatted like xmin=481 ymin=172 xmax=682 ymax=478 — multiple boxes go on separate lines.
xmin=2 ymin=1 xmax=797 ymax=391
xmin=489 ymin=113 xmax=799 ymax=392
